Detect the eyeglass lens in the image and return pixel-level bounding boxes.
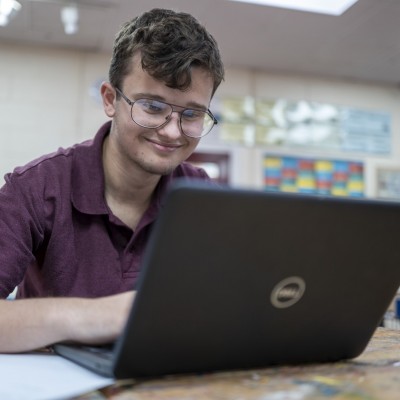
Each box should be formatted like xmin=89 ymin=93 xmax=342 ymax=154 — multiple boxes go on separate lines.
xmin=131 ymin=99 xmax=215 ymax=138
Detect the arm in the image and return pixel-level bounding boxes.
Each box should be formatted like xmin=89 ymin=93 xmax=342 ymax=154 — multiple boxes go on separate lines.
xmin=0 ymin=291 xmax=135 ymax=353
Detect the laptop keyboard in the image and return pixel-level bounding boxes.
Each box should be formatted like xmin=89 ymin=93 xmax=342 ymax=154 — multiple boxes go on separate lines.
xmin=79 ymin=344 xmax=115 ymax=360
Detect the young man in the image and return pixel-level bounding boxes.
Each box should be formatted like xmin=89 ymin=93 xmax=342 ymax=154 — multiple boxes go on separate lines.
xmin=0 ymin=8 xmax=224 ymax=352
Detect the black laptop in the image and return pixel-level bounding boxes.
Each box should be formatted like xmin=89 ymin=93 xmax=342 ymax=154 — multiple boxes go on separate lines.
xmin=54 ymin=181 xmax=400 ymax=378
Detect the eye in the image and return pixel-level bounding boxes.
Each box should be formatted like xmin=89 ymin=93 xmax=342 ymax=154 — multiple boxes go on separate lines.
xmin=137 ymin=99 xmax=168 ymax=114
xmin=182 ymin=109 xmax=205 ymax=120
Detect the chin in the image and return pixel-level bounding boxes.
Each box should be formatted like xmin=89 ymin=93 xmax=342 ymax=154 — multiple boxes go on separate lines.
xmin=141 ymin=161 xmax=178 ymax=176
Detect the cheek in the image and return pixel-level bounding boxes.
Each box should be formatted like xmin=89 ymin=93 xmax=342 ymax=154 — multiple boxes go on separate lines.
xmin=115 ymin=113 xmax=141 ymax=139
xmin=185 ymin=138 xmax=200 ymax=155
xmin=113 ymin=119 xmax=140 ymax=153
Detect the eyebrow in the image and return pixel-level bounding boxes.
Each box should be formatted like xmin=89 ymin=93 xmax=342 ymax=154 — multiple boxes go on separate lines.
xmin=132 ymin=92 xmax=208 ymax=111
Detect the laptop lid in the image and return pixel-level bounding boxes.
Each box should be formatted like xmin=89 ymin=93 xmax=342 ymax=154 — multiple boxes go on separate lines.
xmin=57 ymin=181 xmax=400 ymax=378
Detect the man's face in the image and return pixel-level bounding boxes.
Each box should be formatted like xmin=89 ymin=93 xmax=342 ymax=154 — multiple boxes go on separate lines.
xmin=104 ymin=54 xmax=214 ymax=177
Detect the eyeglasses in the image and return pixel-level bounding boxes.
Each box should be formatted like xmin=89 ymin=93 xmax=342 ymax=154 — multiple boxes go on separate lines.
xmin=115 ymin=87 xmax=218 ymax=138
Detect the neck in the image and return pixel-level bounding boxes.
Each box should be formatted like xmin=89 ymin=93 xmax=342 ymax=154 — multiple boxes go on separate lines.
xmin=102 ymin=135 xmax=160 ymax=230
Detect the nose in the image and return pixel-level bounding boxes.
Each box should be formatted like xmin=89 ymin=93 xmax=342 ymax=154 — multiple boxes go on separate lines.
xmin=156 ymin=111 xmax=183 ymax=140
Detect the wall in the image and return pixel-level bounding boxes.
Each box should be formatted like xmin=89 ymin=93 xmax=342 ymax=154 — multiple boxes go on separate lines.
xmin=1 ymin=42 xmax=400 ymax=195
xmin=200 ymin=68 xmax=400 ymax=194
xmin=0 ymin=43 xmax=107 ymax=179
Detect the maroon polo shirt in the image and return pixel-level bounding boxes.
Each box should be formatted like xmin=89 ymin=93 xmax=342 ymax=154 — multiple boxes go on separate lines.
xmin=0 ymin=121 xmax=208 ymax=299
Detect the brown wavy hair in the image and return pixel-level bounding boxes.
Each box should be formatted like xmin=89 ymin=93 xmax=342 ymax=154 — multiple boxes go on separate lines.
xmin=109 ymin=8 xmax=224 ymax=96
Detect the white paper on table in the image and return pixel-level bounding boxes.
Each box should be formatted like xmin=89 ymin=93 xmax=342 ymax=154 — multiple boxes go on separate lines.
xmin=0 ymin=352 xmax=114 ymax=400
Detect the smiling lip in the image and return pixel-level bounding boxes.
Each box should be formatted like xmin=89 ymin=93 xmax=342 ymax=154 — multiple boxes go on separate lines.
xmin=147 ymin=138 xmax=182 ymax=152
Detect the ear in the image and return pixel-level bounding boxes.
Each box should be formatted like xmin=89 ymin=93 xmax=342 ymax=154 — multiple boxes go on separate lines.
xmin=101 ymin=82 xmax=117 ymax=118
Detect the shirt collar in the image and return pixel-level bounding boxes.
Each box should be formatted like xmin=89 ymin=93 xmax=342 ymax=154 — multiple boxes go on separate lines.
xmin=71 ymin=121 xmax=110 ymax=215
xmin=70 ymin=121 xmax=175 ymax=216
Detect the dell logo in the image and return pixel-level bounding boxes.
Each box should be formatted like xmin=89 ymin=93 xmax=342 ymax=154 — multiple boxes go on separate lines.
xmin=270 ymin=277 xmax=306 ymax=309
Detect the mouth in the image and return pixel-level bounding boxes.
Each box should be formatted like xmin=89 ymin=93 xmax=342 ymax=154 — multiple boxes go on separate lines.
xmin=146 ymin=138 xmax=183 ymax=153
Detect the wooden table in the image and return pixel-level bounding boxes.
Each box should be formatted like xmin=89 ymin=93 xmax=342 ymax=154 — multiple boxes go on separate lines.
xmin=79 ymin=328 xmax=400 ymax=400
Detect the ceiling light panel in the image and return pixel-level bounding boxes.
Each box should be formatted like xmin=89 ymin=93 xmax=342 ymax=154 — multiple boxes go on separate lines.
xmin=227 ymin=0 xmax=359 ymax=15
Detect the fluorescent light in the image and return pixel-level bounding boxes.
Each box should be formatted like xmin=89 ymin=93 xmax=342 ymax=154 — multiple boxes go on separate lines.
xmin=227 ymin=0 xmax=359 ymax=15
xmin=61 ymin=4 xmax=79 ymax=35
xmin=0 ymin=0 xmax=21 ymax=26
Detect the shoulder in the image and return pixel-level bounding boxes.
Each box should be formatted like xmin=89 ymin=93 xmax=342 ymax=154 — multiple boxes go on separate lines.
xmin=3 ymin=138 xmax=95 ymax=196
xmin=7 ymin=121 xmax=109 ymax=183
xmin=13 ymin=147 xmax=75 ymax=177
xmin=6 ymin=140 xmax=88 ymax=183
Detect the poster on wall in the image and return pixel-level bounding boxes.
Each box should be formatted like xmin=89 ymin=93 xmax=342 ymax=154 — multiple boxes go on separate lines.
xmin=220 ymin=97 xmax=391 ymax=155
xmin=219 ymin=97 xmax=256 ymax=146
xmin=264 ymin=155 xmax=364 ymax=197
xmin=376 ymin=168 xmax=400 ymax=200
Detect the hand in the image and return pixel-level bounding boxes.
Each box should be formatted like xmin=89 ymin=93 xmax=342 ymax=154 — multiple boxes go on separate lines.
xmin=69 ymin=291 xmax=136 ymax=345
xmin=0 ymin=291 xmax=136 ymax=353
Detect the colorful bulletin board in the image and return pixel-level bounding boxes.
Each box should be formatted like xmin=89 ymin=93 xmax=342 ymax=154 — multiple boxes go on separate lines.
xmin=264 ymin=155 xmax=364 ymax=197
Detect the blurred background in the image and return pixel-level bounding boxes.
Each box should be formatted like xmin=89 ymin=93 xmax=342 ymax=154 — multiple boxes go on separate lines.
xmin=1 ymin=0 xmax=400 ymax=198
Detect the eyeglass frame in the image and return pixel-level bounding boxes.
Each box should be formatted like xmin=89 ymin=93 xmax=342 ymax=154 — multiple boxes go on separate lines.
xmin=114 ymin=87 xmax=218 ymax=138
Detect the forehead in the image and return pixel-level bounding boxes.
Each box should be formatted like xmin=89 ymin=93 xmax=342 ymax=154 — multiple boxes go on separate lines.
xmin=122 ymin=54 xmax=214 ymax=107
